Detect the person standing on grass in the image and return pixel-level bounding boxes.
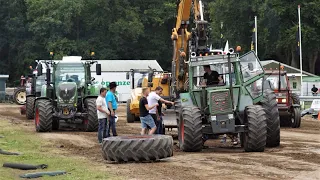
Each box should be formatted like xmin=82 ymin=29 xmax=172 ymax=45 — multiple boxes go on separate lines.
xmin=106 ymin=82 xmax=118 ymax=137
xmin=147 ymin=86 xmax=174 ymax=134
xmin=140 ymin=87 xmax=158 ymax=135
xmin=96 ymin=88 xmax=110 ymax=144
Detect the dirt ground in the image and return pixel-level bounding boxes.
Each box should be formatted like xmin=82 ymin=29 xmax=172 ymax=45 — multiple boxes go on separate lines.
xmin=0 ymin=103 xmax=320 ymax=180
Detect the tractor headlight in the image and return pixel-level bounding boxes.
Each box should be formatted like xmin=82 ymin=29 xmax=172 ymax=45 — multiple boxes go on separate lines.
xmin=228 ymin=114 xmax=234 ymax=119
xmin=211 ymin=116 xmax=217 ymax=121
xmin=281 ymin=99 xmax=286 ymax=103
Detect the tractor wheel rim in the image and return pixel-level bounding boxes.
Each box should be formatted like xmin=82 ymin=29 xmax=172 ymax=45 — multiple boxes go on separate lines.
xmin=35 ymin=108 xmax=40 ymax=127
xmin=16 ymin=91 xmax=26 ymax=104
xmin=179 ymin=119 xmax=184 ymax=144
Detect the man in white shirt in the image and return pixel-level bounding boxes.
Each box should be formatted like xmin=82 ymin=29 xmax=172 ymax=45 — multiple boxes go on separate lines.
xmin=96 ymin=88 xmax=110 ymax=144
xmin=147 ymin=86 xmax=174 ymax=134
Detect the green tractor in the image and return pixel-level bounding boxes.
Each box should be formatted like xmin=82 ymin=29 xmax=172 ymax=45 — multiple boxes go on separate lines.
xmin=175 ymin=51 xmax=280 ymax=152
xmin=33 ymin=56 xmax=102 ymax=132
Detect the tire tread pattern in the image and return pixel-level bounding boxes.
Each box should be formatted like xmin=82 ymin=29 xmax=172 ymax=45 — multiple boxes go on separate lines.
xmin=36 ymin=99 xmax=53 ymax=132
xmin=85 ymin=98 xmax=98 ymax=132
xmin=26 ymin=96 xmax=35 ymax=119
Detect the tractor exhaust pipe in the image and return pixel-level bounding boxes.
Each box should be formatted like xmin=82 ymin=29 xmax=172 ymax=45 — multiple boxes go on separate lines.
xmin=227 ymin=53 xmax=234 ymax=109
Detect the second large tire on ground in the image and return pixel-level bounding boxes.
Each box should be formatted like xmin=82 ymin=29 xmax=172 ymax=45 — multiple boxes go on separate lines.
xmin=26 ymin=96 xmax=35 ymax=119
xmin=102 ymin=135 xmax=173 ymax=162
xmin=179 ymin=106 xmax=202 ymax=152
xmin=243 ymin=105 xmax=267 ymax=152
xmin=85 ymin=98 xmax=99 ymax=132
xmin=261 ymin=89 xmax=280 ymax=147
xmin=35 ymin=99 xmax=53 ymax=132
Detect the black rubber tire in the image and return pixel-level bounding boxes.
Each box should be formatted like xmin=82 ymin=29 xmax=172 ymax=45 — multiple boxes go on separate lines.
xmin=35 ymin=99 xmax=53 ymax=132
xmin=179 ymin=106 xmax=202 ymax=152
xmin=85 ymin=98 xmax=98 ymax=132
xmin=291 ymin=93 xmax=300 ymax=105
xmin=126 ymin=99 xmax=135 ymax=123
xmin=243 ymin=105 xmax=267 ymax=152
xmin=13 ymin=87 xmax=26 ymax=105
xmin=102 ymin=135 xmax=173 ymax=162
xmin=26 ymin=96 xmax=35 ymax=119
xmin=291 ymin=107 xmax=301 ymax=128
xmin=260 ymin=89 xmax=280 ymax=147
xmin=52 ymin=119 xmax=60 ymax=130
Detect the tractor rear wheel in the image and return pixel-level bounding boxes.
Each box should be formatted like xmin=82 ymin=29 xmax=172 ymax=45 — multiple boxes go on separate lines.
xmin=34 ymin=99 xmax=53 ymax=132
xmin=243 ymin=105 xmax=267 ymax=152
xmin=291 ymin=107 xmax=301 ymax=128
xmin=179 ymin=106 xmax=202 ymax=152
xmin=261 ymin=90 xmax=280 ymax=147
xmin=85 ymin=98 xmax=98 ymax=132
xmin=26 ymin=96 xmax=35 ymax=119
xmin=102 ymin=135 xmax=173 ymax=162
xmin=126 ymin=99 xmax=135 ymax=123
xmin=291 ymin=93 xmax=300 ymax=105
xmin=13 ymin=87 xmax=26 ymax=105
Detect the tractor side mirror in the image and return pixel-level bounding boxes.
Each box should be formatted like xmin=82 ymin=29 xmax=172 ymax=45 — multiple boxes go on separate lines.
xmin=96 ymin=64 xmax=101 ymax=75
xmin=248 ymin=63 xmax=254 ymax=71
xmin=126 ymin=72 xmax=129 ymax=80
xmin=37 ymin=64 xmax=43 ymax=76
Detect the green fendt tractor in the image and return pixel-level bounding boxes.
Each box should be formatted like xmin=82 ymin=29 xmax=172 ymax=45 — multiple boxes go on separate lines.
xmin=175 ymin=51 xmax=280 ymax=152
xmin=33 ymin=56 xmax=102 ymax=132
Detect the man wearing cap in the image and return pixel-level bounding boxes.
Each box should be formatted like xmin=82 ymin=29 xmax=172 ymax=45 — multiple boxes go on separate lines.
xmin=106 ymin=82 xmax=118 ymax=137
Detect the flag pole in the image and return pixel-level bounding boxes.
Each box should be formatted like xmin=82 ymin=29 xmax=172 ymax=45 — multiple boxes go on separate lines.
xmin=298 ymin=5 xmax=303 ymax=96
xmin=254 ymin=16 xmax=258 ymax=57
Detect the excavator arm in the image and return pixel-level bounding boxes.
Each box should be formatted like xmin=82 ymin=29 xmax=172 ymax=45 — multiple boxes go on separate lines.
xmin=171 ymin=0 xmax=209 ymax=97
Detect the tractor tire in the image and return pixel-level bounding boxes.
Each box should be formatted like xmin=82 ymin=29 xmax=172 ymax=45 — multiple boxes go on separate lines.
xmin=243 ymin=105 xmax=267 ymax=152
xmin=126 ymin=99 xmax=135 ymax=123
xmin=291 ymin=93 xmax=300 ymax=105
xmin=34 ymin=99 xmax=53 ymax=132
xmin=26 ymin=96 xmax=35 ymax=120
xmin=52 ymin=119 xmax=60 ymax=130
xmin=85 ymin=98 xmax=98 ymax=132
xmin=291 ymin=107 xmax=301 ymax=128
xmin=261 ymin=90 xmax=280 ymax=147
xmin=179 ymin=106 xmax=202 ymax=152
xmin=102 ymin=135 xmax=173 ymax=162
xmin=13 ymin=87 xmax=26 ymax=105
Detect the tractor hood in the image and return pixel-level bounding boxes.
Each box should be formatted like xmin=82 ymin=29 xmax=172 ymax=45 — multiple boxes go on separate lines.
xmin=57 ymin=82 xmax=77 ymax=103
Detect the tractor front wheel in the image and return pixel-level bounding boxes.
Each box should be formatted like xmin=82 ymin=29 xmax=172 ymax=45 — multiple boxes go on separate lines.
xmin=261 ymin=89 xmax=280 ymax=147
xmin=291 ymin=107 xmax=301 ymax=128
xmin=126 ymin=99 xmax=135 ymax=123
xmin=26 ymin=96 xmax=35 ymax=120
xmin=85 ymin=98 xmax=98 ymax=132
xmin=243 ymin=105 xmax=267 ymax=152
xmin=34 ymin=99 xmax=53 ymax=132
xmin=179 ymin=106 xmax=202 ymax=152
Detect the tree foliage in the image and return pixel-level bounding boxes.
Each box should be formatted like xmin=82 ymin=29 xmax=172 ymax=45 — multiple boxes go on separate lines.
xmin=0 ymin=0 xmax=320 ymax=85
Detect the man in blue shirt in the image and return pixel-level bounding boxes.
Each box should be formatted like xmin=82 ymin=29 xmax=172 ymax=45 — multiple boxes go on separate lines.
xmin=106 ymin=82 xmax=118 ymax=137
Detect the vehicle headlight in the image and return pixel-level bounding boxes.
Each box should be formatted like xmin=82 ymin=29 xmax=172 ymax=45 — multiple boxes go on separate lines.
xmin=211 ymin=116 xmax=217 ymax=121
xmin=281 ymin=99 xmax=286 ymax=103
xmin=228 ymin=114 xmax=234 ymax=119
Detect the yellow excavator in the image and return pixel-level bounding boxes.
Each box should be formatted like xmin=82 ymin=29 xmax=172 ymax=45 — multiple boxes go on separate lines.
xmin=126 ymin=68 xmax=172 ymax=123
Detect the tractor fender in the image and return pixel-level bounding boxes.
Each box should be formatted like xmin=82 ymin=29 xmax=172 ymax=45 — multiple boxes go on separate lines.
xmin=34 ymin=97 xmax=52 ymax=109
xmin=291 ymin=104 xmax=301 ymax=108
xmin=83 ymin=96 xmax=98 ymax=107
xmin=26 ymin=94 xmax=35 ymax=98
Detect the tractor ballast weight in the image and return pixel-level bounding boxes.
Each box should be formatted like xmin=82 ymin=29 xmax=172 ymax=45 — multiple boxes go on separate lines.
xmin=264 ymin=64 xmax=301 ymax=128
xmin=33 ymin=56 xmax=102 ymax=132
xmin=175 ymin=51 xmax=280 ymax=152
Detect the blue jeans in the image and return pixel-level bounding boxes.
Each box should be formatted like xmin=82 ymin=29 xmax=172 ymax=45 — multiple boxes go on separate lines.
xmin=156 ymin=116 xmax=163 ymax=134
xmin=107 ymin=115 xmax=117 ymax=137
xmin=98 ymin=118 xmax=108 ymax=143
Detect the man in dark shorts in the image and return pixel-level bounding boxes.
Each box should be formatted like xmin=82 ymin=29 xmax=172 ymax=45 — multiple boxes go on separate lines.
xmin=139 ymin=87 xmax=158 ymax=135
xmin=202 ymin=65 xmax=219 ymax=85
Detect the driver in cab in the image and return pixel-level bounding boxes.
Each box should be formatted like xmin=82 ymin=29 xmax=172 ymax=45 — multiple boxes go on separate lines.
xmin=201 ymin=65 xmax=223 ymax=86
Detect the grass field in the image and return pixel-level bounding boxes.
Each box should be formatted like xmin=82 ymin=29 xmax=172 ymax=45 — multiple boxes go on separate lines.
xmin=0 ymin=119 xmax=113 ymax=180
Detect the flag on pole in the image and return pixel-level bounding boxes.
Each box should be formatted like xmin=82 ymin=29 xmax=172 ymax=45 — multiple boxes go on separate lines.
xmin=251 ymin=27 xmax=255 ymax=51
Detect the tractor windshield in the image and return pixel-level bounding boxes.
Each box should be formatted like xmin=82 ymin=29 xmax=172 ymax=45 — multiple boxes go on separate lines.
xmin=266 ymin=75 xmax=288 ymax=90
xmin=192 ymin=62 xmax=236 ymax=89
xmin=55 ymin=62 xmax=85 ymax=87
xmin=239 ymin=51 xmax=264 ymax=82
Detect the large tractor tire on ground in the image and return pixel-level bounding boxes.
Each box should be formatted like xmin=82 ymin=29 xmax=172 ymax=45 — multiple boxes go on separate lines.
xmin=179 ymin=106 xmax=202 ymax=152
xmin=126 ymin=99 xmax=135 ymax=123
xmin=102 ymin=135 xmax=173 ymax=162
xmin=261 ymin=89 xmax=280 ymax=147
xmin=243 ymin=105 xmax=267 ymax=152
xmin=291 ymin=107 xmax=301 ymax=128
xmin=35 ymin=99 xmax=53 ymax=132
xmin=26 ymin=96 xmax=35 ymax=119
xmin=13 ymin=87 xmax=26 ymax=105
xmin=85 ymin=98 xmax=98 ymax=132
